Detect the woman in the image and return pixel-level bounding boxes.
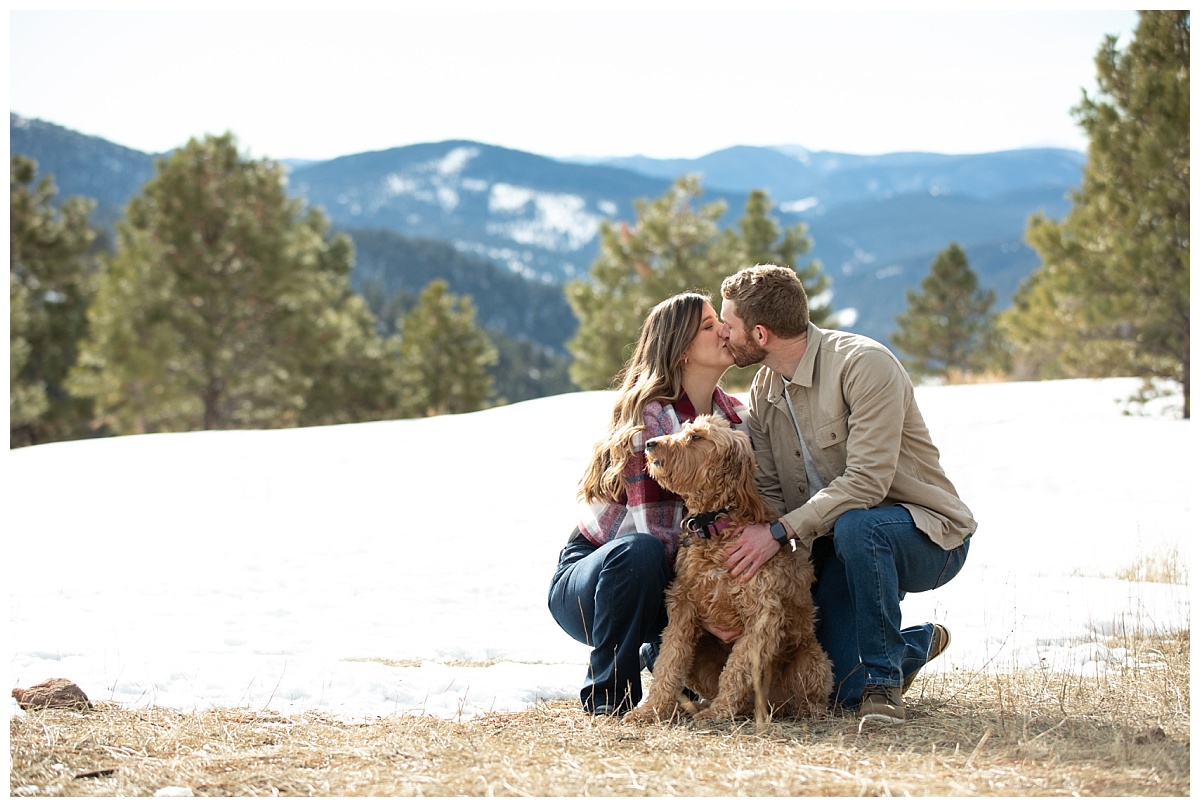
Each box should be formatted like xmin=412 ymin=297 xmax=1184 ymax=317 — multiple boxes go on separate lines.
xmin=547 ymin=291 xmax=745 ymax=715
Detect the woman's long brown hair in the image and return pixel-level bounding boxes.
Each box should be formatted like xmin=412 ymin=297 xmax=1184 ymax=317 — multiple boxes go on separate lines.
xmin=578 ymin=292 xmax=709 ymax=504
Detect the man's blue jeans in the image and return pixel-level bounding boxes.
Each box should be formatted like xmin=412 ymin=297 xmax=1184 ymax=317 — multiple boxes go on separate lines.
xmin=547 ymin=533 xmax=670 ymax=713
xmin=813 ymin=506 xmax=969 ymax=707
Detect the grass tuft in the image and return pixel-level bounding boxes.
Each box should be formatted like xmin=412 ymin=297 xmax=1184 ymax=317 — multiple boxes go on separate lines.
xmin=1115 ymin=542 xmax=1188 ymax=585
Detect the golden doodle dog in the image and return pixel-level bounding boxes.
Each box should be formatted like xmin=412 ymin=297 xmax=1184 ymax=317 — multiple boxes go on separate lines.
xmin=624 ymin=414 xmax=833 ymax=725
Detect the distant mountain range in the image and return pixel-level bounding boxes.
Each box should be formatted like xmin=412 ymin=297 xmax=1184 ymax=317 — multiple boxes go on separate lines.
xmin=10 ymin=113 xmax=1084 ymax=348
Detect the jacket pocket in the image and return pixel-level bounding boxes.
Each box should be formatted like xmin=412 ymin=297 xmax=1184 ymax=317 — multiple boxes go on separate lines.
xmin=814 ymin=413 xmax=849 ymax=449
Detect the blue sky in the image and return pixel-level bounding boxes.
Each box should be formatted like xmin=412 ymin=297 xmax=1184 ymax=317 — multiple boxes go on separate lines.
xmin=8 ymin=4 xmax=1140 ymax=161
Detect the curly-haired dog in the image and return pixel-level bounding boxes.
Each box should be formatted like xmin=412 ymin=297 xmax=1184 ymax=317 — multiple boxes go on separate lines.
xmin=623 ymin=414 xmax=833 ymax=725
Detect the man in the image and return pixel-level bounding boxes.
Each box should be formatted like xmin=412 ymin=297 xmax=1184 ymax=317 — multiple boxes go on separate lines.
xmin=717 ymin=264 xmax=975 ymax=724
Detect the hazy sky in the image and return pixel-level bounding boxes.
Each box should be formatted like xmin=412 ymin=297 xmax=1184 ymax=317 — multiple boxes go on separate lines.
xmin=8 ymin=4 xmax=1140 ymax=162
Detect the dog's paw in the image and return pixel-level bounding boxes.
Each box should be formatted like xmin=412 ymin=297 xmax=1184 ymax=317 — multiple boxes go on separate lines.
xmin=621 ymin=707 xmax=657 ymax=724
xmin=623 ymin=703 xmax=675 ymax=724
xmin=690 ymin=705 xmax=736 ymax=725
xmin=675 ymin=694 xmax=703 ymax=716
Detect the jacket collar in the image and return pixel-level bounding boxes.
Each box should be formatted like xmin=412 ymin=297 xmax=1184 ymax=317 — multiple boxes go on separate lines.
xmin=766 ymin=323 xmax=824 ymax=406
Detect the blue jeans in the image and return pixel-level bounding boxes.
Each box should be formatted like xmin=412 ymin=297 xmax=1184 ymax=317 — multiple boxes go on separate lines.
xmin=813 ymin=506 xmax=969 ymax=707
xmin=547 ymin=532 xmax=670 ymax=713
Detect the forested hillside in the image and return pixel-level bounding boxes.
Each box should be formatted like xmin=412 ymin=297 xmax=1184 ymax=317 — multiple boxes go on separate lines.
xmin=347 ymin=227 xmax=575 ymax=352
xmin=345 ymin=227 xmax=578 ymax=404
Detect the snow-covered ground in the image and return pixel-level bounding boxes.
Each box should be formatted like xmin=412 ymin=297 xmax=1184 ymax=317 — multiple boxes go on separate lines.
xmin=8 ymin=377 xmax=1190 ymax=721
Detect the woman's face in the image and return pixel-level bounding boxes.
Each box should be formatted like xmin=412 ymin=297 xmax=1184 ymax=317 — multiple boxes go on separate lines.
xmin=684 ymin=302 xmax=734 ymax=371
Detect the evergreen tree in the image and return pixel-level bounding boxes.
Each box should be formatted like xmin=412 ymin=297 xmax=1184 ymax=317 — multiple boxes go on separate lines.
xmin=566 ymin=175 xmax=729 ymax=390
xmin=722 ymin=189 xmax=832 ymax=325
xmin=489 ymin=333 xmax=576 ymax=405
xmin=892 ymin=243 xmax=998 ymax=382
xmin=287 ymin=217 xmax=405 ymax=427
xmin=68 ymin=134 xmax=399 ymax=432
xmin=396 ymin=279 xmax=498 ymax=417
xmin=10 ymin=279 xmax=42 ymax=435
xmin=716 ymin=188 xmax=835 ymax=390
xmin=566 ymin=177 xmax=833 ymax=390
xmin=10 ymin=155 xmax=97 ymax=447
xmin=359 ymin=277 xmax=415 ymax=337
xmin=1004 ymin=11 xmax=1190 ymax=417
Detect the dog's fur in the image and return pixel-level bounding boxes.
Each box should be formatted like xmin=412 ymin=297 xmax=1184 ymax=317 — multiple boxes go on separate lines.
xmin=624 ymin=414 xmax=833 ymax=724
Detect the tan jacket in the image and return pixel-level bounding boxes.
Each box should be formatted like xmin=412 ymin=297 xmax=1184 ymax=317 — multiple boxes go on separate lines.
xmin=749 ymin=324 xmax=976 ymax=552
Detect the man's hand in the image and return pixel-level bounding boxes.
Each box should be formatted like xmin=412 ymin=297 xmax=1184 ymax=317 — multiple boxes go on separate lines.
xmin=725 ymin=522 xmax=781 ymax=581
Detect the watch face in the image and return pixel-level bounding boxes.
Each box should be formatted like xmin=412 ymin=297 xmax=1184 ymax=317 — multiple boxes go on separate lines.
xmin=771 ymin=521 xmax=787 ymax=541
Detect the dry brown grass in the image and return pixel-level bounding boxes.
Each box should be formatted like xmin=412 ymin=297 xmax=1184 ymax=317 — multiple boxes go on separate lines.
xmin=1116 ymin=543 xmax=1189 ymax=585
xmin=10 ymin=631 xmax=1188 ymax=797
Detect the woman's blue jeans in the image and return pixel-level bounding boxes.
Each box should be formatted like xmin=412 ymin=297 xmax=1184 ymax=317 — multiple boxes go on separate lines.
xmin=547 ymin=533 xmax=670 ymax=713
xmin=813 ymin=506 xmax=969 ymax=707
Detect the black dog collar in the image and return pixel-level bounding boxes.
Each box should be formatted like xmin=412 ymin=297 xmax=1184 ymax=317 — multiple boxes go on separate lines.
xmin=681 ymin=510 xmax=733 ymax=541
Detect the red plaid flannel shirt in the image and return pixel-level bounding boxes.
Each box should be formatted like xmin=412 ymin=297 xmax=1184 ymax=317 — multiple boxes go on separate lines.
xmin=578 ymin=388 xmax=745 ymax=565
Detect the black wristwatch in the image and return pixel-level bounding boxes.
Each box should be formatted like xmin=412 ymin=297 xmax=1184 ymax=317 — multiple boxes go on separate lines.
xmin=769 ymin=520 xmax=796 ymax=552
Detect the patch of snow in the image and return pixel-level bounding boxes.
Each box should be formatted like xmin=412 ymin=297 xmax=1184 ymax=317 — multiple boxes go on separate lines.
xmin=489 ymin=183 xmax=536 ymax=213
xmin=435 ymin=146 xmax=479 ymax=176
xmin=385 ymin=173 xmax=419 ymax=195
xmin=7 ymin=379 xmax=1190 ymax=721
xmin=486 ymin=189 xmax=601 ymax=251
xmin=781 ymin=197 xmax=819 ymax=213
xmin=436 ymin=186 xmax=459 ymax=212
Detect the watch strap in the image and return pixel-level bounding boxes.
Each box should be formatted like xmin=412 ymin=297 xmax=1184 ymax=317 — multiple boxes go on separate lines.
xmin=769 ymin=520 xmax=797 ymax=553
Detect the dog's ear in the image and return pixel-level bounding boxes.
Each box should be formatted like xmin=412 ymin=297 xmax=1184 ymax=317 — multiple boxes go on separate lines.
xmin=724 ymin=437 xmax=753 ymax=506
xmin=724 ymin=430 xmax=774 ymax=522
xmin=716 ymin=430 xmax=747 ymax=479
xmin=707 ymin=413 xmax=731 ymax=430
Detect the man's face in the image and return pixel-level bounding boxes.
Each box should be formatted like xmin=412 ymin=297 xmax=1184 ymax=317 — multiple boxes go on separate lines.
xmin=719 ymin=297 xmax=768 ymax=368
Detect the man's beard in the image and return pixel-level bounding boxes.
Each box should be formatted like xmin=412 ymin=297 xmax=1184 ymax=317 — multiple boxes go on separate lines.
xmin=726 ymin=338 xmax=767 ymax=368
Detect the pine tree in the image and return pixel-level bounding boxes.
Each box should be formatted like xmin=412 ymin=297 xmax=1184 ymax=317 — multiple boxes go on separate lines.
xmin=722 ymin=189 xmax=832 ymax=324
xmin=68 ymin=134 xmax=399 ymax=432
xmin=566 ymin=177 xmax=833 ymax=390
xmin=1005 ymin=11 xmax=1190 ymax=417
xmin=10 ymin=277 xmax=47 ymax=440
xmin=396 ymin=279 xmax=498 ymax=417
xmin=10 ymin=155 xmax=97 ymax=447
xmin=489 ymin=333 xmax=575 ymax=405
xmin=892 ymin=243 xmax=998 ymax=382
xmin=566 ymin=175 xmax=729 ymax=390
xmin=287 ymin=216 xmax=405 ymax=427
xmin=716 ymin=188 xmax=835 ymax=390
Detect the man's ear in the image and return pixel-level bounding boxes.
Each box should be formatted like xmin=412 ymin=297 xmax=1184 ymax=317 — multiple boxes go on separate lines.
xmin=753 ymin=324 xmax=769 ymax=346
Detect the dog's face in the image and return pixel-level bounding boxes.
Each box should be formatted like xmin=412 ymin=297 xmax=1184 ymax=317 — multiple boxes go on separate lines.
xmin=644 ymin=414 xmax=753 ymax=512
